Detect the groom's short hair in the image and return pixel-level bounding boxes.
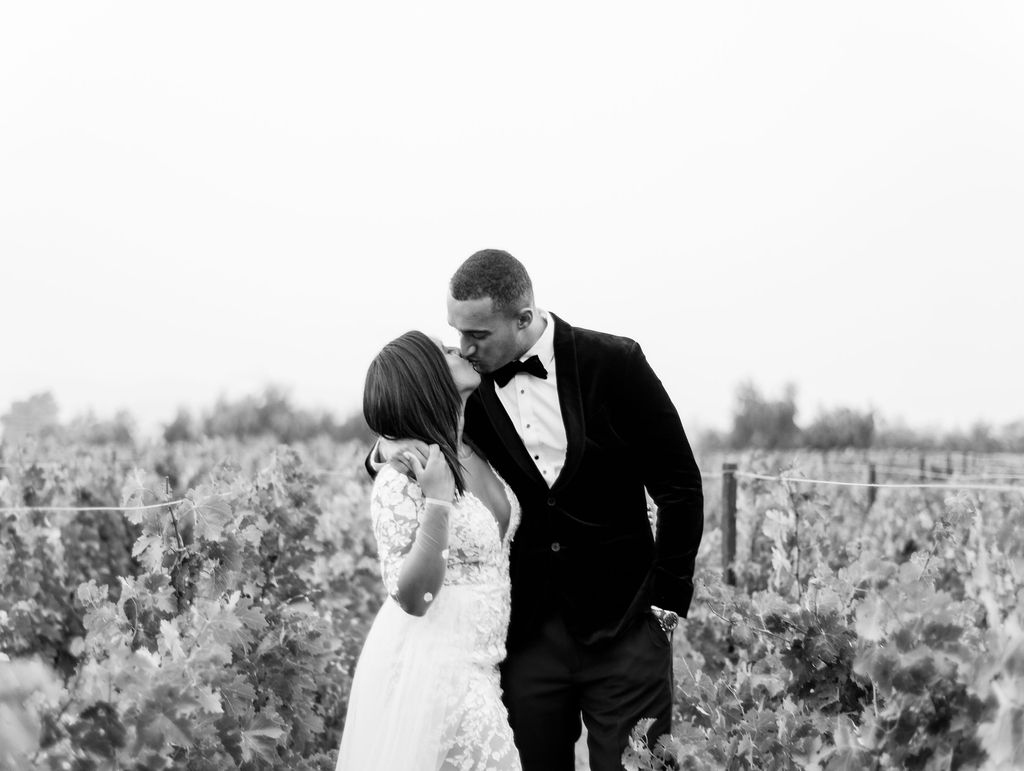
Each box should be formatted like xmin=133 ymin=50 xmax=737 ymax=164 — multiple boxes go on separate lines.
xmin=450 ymin=249 xmax=534 ymax=315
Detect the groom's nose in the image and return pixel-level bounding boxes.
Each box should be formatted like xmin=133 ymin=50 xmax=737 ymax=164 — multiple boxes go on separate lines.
xmin=460 ymin=339 xmax=477 ymax=358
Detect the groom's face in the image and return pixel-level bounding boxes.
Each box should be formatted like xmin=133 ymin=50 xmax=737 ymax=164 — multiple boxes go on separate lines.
xmin=447 ymin=293 xmax=524 ymax=375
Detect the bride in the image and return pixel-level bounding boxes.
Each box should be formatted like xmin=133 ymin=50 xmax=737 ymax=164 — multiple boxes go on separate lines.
xmin=336 ymin=331 xmax=522 ymax=771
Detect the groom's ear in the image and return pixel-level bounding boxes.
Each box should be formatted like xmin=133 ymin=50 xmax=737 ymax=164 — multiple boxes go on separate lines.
xmin=514 ymin=307 xmax=534 ymax=330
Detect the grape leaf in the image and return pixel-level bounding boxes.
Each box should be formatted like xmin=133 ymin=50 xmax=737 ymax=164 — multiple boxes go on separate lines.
xmin=824 ymin=747 xmax=872 ymax=771
xmin=220 ymin=674 xmax=257 ymax=716
xmin=853 ymin=595 xmax=886 ymax=641
xmin=132 ymin=531 xmax=168 ymax=574
xmin=158 ymin=619 xmax=186 ymax=662
xmin=188 ymin=490 xmax=234 ymax=542
xmin=239 ymin=709 xmax=286 ymax=764
xmin=76 ymin=580 xmax=110 ymax=608
xmin=195 ymin=685 xmax=223 ymax=715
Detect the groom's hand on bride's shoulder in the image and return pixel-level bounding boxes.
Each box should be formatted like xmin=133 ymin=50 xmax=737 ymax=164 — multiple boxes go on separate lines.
xmin=377 ymin=437 xmax=430 ymax=476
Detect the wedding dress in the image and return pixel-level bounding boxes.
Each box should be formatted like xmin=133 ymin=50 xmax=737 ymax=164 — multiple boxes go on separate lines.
xmin=336 ymin=462 xmax=522 ymax=771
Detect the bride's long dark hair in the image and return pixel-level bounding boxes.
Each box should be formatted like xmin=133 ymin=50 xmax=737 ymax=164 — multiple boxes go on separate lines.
xmin=363 ymin=330 xmax=467 ymax=496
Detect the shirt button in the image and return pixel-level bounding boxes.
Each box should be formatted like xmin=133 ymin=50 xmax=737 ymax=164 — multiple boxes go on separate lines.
xmin=520 ymin=389 xmax=525 ymax=394
xmin=534 ymin=455 xmax=539 ymax=460
xmin=551 ymin=542 xmax=561 ymax=552
xmin=547 ymin=496 xmax=556 ymax=507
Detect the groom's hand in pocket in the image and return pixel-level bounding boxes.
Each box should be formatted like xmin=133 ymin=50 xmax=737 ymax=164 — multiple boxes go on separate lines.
xmin=377 ymin=437 xmax=430 ymax=476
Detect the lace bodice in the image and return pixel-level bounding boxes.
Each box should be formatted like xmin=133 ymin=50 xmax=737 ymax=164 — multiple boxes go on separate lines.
xmin=372 ymin=463 xmax=521 ymax=599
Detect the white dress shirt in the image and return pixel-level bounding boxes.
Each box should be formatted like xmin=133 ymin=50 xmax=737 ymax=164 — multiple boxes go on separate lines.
xmin=494 ymin=310 xmax=567 ymax=488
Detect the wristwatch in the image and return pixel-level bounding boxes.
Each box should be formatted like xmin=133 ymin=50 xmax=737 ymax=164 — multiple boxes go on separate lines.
xmin=650 ymin=605 xmax=679 ymax=633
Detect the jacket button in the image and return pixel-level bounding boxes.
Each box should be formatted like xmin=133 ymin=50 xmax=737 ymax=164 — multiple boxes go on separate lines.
xmin=551 ymin=542 xmax=561 ymax=552
xmin=547 ymin=496 xmax=556 ymax=507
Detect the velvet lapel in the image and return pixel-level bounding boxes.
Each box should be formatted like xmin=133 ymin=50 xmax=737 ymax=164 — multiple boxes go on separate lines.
xmin=477 ymin=374 xmax=548 ymax=489
xmin=550 ymin=313 xmax=585 ymax=491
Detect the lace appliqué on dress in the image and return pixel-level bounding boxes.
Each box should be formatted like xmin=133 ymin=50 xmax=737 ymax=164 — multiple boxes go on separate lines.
xmin=370 ymin=469 xmax=423 ymax=598
xmin=356 ymin=464 xmax=522 ymax=771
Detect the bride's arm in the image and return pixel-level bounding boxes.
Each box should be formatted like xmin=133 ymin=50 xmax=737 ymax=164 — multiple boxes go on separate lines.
xmin=371 ymin=448 xmax=454 ymax=616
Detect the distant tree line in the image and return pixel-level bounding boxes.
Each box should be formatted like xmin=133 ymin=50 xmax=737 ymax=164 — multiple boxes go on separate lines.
xmin=2 ymin=385 xmax=1021 ymax=453
xmin=0 ymin=388 xmax=374 ymax=448
xmin=161 ymin=386 xmax=374 ymax=445
xmin=0 ymin=393 xmax=139 ymax=446
xmin=697 ymin=380 xmax=1024 ymax=453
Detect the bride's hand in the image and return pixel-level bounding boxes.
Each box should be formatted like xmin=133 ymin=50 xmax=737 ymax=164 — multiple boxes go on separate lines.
xmin=379 ymin=438 xmax=429 ymax=475
xmin=404 ymin=445 xmax=455 ymax=503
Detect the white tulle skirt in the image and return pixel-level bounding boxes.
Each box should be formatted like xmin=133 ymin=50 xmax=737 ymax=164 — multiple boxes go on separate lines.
xmin=336 ymin=583 xmax=521 ymax=771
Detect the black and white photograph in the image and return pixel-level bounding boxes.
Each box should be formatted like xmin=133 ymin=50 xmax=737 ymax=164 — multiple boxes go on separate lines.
xmin=1 ymin=3 xmax=1022 ymax=769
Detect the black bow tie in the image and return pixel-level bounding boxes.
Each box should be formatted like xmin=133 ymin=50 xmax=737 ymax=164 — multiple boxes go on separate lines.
xmin=492 ymin=355 xmax=548 ymax=388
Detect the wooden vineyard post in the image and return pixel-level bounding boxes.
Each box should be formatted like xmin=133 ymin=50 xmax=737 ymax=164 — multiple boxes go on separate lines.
xmin=920 ymin=454 xmax=926 ymax=482
xmin=722 ymin=463 xmax=737 ymax=586
xmin=868 ymin=462 xmax=877 ymax=509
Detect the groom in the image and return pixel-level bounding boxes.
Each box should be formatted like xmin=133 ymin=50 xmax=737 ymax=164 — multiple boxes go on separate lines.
xmin=382 ymin=249 xmax=703 ymax=770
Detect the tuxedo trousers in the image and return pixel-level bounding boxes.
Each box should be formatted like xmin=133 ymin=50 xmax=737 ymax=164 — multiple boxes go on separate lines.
xmin=500 ymin=610 xmax=673 ymax=771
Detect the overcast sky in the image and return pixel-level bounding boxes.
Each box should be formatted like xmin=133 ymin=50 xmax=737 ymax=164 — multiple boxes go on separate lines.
xmin=2 ymin=2 xmax=1021 ymax=438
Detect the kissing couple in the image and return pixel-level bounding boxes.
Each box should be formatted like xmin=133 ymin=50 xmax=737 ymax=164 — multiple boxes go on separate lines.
xmin=337 ymin=249 xmax=704 ymax=771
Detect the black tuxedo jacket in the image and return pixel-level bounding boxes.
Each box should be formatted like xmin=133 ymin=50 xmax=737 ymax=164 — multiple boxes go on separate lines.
xmin=464 ymin=314 xmax=703 ymax=650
